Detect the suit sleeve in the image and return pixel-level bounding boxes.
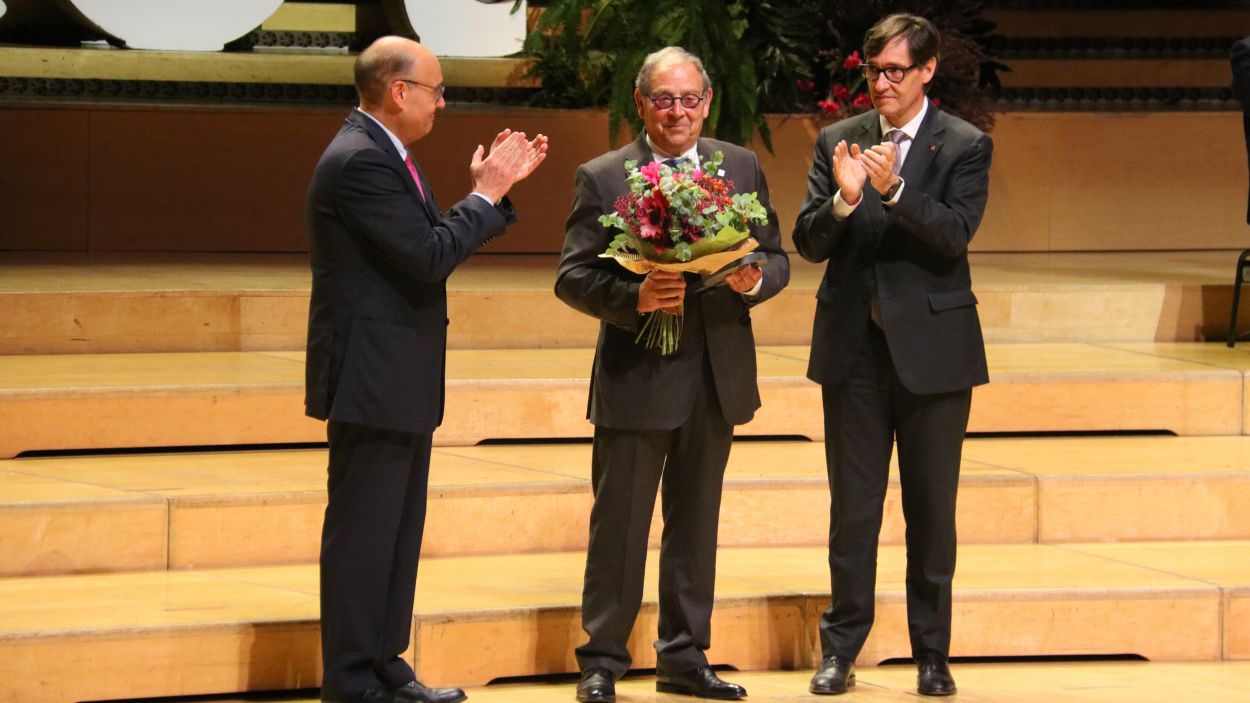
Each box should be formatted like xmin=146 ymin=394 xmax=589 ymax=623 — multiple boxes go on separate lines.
xmin=554 ymin=164 xmax=643 ymax=330
xmin=335 ymin=147 xmax=512 ymax=282
xmin=793 ymin=128 xmax=887 ymax=263
xmin=745 ymin=151 xmax=789 ymax=305
xmin=886 ymin=133 xmax=993 ymax=259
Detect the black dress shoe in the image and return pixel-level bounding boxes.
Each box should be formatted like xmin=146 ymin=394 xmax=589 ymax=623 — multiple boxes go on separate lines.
xmin=393 ymin=680 xmax=467 ymax=703
xmin=655 ymin=666 xmax=746 ymax=700
xmin=809 ymin=655 xmax=855 ymax=695
xmin=917 ymin=657 xmax=956 ymax=696
xmin=576 ymin=667 xmax=615 ymax=703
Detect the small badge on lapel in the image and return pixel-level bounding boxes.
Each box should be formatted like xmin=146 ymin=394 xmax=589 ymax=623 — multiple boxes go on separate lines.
xmin=929 ymin=145 xmax=936 ymax=152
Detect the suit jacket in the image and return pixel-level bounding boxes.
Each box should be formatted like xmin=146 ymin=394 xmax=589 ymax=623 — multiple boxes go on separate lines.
xmin=305 ymin=110 xmax=516 ymax=434
xmin=556 ymin=134 xmax=790 ymax=430
xmin=793 ymin=106 xmax=991 ymax=395
xmin=1232 ymin=36 xmax=1250 ymax=223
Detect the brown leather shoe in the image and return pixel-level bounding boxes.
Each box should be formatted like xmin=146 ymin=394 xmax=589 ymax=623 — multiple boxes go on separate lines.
xmin=809 ymin=655 xmax=855 ymax=695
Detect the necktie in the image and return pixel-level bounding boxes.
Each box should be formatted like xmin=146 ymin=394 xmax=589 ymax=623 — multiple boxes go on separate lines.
xmin=888 ymin=129 xmax=909 ymax=174
xmin=404 ymin=153 xmax=427 ymax=202
xmin=662 ymin=157 xmax=685 ymax=169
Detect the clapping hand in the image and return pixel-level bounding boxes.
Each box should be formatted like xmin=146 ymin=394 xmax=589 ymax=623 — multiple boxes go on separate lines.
xmin=832 ymin=139 xmax=869 ymax=206
xmin=470 ymin=129 xmax=549 ymax=203
xmin=859 ymin=142 xmax=899 ymax=196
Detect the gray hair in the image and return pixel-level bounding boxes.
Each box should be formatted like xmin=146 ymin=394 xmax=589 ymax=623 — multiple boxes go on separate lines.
xmin=634 ymin=46 xmax=711 ymax=96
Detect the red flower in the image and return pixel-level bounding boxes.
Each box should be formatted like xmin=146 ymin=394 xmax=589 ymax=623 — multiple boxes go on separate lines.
xmin=852 ymin=92 xmax=872 ymax=108
xmin=833 ymin=84 xmax=850 ymax=102
xmin=842 ymin=51 xmax=862 ymax=71
xmin=796 ymin=78 xmax=816 ymax=92
xmin=638 ymin=190 xmax=669 ymax=244
xmin=818 ymin=99 xmax=840 ymax=115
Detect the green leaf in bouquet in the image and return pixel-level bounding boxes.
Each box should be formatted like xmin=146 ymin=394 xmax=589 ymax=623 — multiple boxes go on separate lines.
xmin=686 ymin=224 xmax=749 ymax=259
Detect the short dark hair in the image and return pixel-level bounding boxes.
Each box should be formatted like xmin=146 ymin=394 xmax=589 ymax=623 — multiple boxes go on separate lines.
xmin=863 ymin=13 xmax=940 ymax=66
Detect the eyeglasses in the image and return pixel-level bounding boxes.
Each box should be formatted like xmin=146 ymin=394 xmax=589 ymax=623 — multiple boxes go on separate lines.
xmin=860 ymin=64 xmax=919 ymax=84
xmin=397 ymin=78 xmax=446 ymax=101
xmin=647 ymin=93 xmax=706 ymax=110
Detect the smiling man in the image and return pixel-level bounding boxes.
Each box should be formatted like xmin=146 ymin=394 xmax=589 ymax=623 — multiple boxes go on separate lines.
xmin=792 ymin=14 xmax=993 ymax=698
xmin=555 ymin=46 xmax=789 ymax=703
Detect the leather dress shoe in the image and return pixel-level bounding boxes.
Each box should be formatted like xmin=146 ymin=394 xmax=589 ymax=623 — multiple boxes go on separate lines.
xmin=917 ymin=657 xmax=957 ymax=696
xmin=809 ymin=655 xmax=856 ymax=695
xmin=576 ymin=667 xmax=615 ymax=703
xmin=393 ymin=680 xmax=467 ymax=703
xmin=655 ymin=666 xmax=746 ymax=700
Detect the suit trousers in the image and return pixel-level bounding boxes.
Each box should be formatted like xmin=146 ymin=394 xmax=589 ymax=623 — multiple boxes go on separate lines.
xmin=320 ymin=420 xmax=432 ymax=700
xmin=575 ymin=355 xmax=734 ymax=677
xmin=819 ymin=322 xmax=971 ymax=661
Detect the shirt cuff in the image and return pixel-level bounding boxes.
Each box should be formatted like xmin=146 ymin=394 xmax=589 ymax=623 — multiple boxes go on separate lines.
xmin=741 ymin=277 xmax=764 ymax=299
xmin=470 ymin=192 xmax=495 ymax=206
xmin=833 ymin=189 xmax=858 ymax=219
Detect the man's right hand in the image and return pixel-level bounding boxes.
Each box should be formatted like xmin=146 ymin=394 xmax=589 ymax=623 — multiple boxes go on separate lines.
xmin=833 ymin=139 xmax=869 ymax=206
xmin=470 ymin=130 xmax=549 ymax=203
xmin=637 ymin=270 xmax=686 ymax=313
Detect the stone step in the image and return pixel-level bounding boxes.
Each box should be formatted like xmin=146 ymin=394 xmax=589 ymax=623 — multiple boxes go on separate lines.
xmin=1 ymin=541 xmax=1246 ymax=701
xmin=1 ymin=251 xmax=1244 ymax=355
xmin=6 ymin=435 xmax=1247 ymax=577
xmin=2 ymin=342 xmax=1248 ymax=459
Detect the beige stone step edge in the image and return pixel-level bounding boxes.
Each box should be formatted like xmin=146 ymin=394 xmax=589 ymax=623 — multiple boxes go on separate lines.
xmin=0 ymin=544 xmax=1244 ymax=702
xmin=0 ymin=281 xmax=1233 ymax=354
xmin=0 ymin=365 xmax=1243 ymax=458
xmin=6 ymin=451 xmax=1250 ymax=576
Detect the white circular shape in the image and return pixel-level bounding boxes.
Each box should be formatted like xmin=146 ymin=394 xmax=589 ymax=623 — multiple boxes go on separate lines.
xmin=0 ymin=1 xmax=7 ymax=20
xmin=405 ymin=0 xmax=526 ymax=57
xmin=64 ymin=0 xmax=283 ymax=51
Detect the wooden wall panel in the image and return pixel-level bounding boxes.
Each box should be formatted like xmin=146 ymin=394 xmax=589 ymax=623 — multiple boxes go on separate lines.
xmin=87 ymin=107 xmax=341 ymax=251
xmin=0 ymin=109 xmax=90 ymax=250
xmin=0 ymin=105 xmax=1246 ymax=254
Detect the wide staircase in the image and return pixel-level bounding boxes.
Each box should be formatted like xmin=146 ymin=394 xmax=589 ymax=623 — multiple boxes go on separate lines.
xmin=2 ymin=251 xmax=1250 ymax=702
xmin=4 ymin=1 xmax=1250 ymax=702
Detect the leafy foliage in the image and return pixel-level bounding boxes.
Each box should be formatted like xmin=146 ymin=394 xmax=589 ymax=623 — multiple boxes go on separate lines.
xmin=522 ymin=0 xmax=1000 ymax=146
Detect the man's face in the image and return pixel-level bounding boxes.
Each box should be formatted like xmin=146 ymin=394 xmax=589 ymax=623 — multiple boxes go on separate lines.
xmin=634 ymin=61 xmax=712 ymax=157
xmin=395 ymin=50 xmax=445 ymax=144
xmin=866 ymin=36 xmax=936 ymax=127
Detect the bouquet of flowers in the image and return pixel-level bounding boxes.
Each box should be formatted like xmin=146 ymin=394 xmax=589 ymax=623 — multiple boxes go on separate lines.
xmin=598 ymin=151 xmax=768 ymax=355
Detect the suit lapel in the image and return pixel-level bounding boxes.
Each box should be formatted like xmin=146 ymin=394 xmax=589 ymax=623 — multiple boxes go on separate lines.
xmin=899 ymin=106 xmax=944 ymax=185
xmin=349 ymin=110 xmax=439 ymax=222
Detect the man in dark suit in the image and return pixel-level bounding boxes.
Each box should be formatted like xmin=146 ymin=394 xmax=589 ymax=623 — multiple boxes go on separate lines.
xmin=556 ymin=46 xmax=789 ymax=703
xmin=305 ymin=36 xmax=547 ymax=703
xmin=792 ymin=14 xmax=992 ymax=698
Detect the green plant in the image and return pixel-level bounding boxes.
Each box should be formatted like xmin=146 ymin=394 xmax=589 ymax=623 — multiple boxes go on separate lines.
xmin=810 ymin=0 xmax=999 ymax=131
xmin=522 ymin=0 xmax=819 ymax=149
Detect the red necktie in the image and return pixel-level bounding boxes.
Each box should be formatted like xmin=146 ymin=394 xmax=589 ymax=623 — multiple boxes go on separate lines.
xmin=404 ymin=153 xmax=427 ymax=202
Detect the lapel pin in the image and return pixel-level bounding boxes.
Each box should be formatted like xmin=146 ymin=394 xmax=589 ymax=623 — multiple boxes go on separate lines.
xmin=929 ymin=145 xmax=936 ymax=152
xmin=717 ymin=169 xmax=725 ymax=177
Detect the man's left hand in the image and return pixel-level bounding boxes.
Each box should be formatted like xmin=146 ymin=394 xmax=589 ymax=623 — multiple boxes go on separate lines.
xmin=725 ymin=264 xmax=762 ymax=293
xmin=859 ymin=143 xmax=899 ymax=197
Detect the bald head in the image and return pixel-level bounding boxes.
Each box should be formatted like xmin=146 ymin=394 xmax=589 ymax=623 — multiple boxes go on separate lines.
xmin=354 ymin=36 xmax=436 ymax=107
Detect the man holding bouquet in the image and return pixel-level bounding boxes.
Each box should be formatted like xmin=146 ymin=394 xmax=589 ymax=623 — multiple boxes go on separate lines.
xmin=555 ymin=46 xmax=789 ymax=702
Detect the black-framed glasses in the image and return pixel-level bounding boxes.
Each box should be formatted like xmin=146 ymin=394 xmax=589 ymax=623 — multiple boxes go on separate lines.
xmin=398 ymin=78 xmax=446 ymax=101
xmin=647 ymin=92 xmax=706 ymax=110
xmin=860 ymin=64 xmax=919 ymax=84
